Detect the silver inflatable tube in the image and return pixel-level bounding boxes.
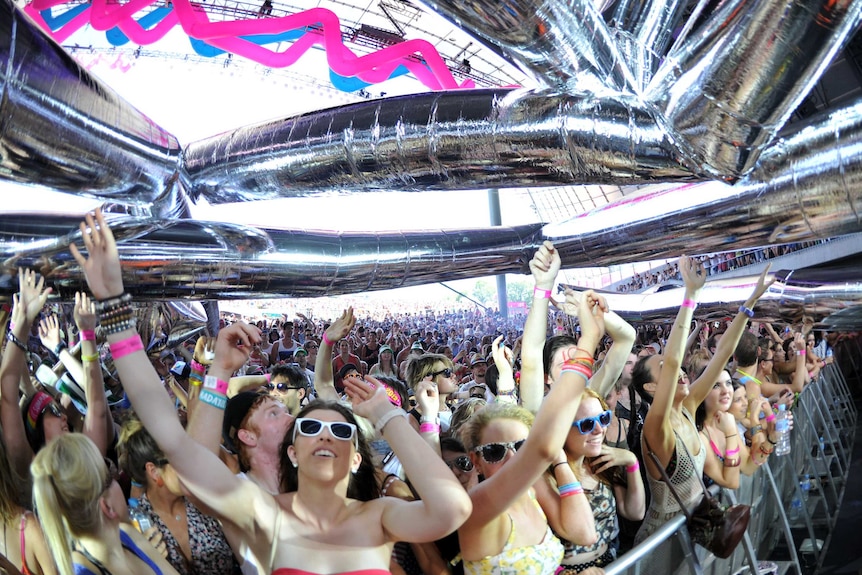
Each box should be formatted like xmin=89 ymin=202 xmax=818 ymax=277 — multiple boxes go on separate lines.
xmin=647 ymin=0 xmax=862 ymax=178
xmin=0 ymin=215 xmax=542 ymax=299
xmin=0 ymin=0 xmax=182 ymax=217
xmin=545 ymin=98 xmax=862 ymax=267
xmin=184 ymin=89 xmax=695 ymax=204
xmin=413 ymin=0 xmax=636 ymax=92
xmin=609 ymin=0 xmax=691 ymax=90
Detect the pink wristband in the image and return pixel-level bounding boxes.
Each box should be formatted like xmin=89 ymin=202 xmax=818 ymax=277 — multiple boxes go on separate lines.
xmin=419 ymin=422 xmax=440 ymax=434
xmin=533 ymin=287 xmax=552 ymax=299
xmin=190 ymin=360 xmax=205 ymax=373
xmin=80 ymin=330 xmax=96 ymax=342
xmin=109 ymin=334 xmax=144 ymax=360
xmin=681 ymin=298 xmax=697 ymax=309
xmin=626 ymin=461 xmax=640 ymax=473
xmin=725 ymin=447 xmax=741 ymax=457
xmin=765 ymin=413 xmax=776 ymax=423
xmin=797 ymin=350 xmax=806 ymax=356
xmin=203 ymin=375 xmax=229 ymax=396
xmin=8 ymin=321 xmax=15 ymax=332
xmin=322 ymin=332 xmax=334 ymax=346
xmin=560 ymin=488 xmax=584 ymax=498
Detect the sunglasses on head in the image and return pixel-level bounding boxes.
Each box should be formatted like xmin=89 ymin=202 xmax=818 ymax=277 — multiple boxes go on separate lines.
xmin=44 ymin=402 xmax=63 ymax=419
xmin=429 ymin=368 xmax=452 ymax=379
xmin=572 ymin=410 xmax=613 ymax=435
xmin=444 ymin=455 xmax=474 ymax=473
xmin=474 ymin=439 xmax=526 ymax=463
xmin=293 ymin=418 xmax=358 ymax=448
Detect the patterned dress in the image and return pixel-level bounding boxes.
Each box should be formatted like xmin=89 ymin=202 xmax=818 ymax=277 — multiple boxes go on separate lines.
xmin=140 ymin=494 xmax=240 ymax=575
xmin=560 ymin=479 xmax=619 ymax=570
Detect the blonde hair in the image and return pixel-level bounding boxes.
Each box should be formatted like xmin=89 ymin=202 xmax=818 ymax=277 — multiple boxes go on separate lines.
xmin=0 ymin=433 xmax=25 ymax=524
xmin=31 ymin=434 xmax=107 ymax=575
xmin=404 ymin=353 xmax=454 ymax=388
xmin=448 ymin=397 xmax=487 ymax=441
xmin=460 ymin=403 xmax=535 ymax=452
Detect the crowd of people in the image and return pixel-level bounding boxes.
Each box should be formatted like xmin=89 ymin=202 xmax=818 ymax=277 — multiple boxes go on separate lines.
xmin=614 ymin=240 xmax=831 ymax=293
xmin=0 ymin=208 xmax=851 ymax=575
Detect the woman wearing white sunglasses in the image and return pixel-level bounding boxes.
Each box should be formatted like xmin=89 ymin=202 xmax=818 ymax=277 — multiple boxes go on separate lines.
xmin=71 ymin=209 xmax=472 ymax=575
xmin=456 ymin=242 xmax=605 ymax=575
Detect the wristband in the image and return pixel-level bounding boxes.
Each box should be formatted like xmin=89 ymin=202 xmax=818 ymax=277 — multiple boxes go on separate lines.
xmin=5 ymin=331 xmax=27 ymax=353
xmin=723 ymin=457 xmax=741 ymax=468
xmin=265 ymin=373 xmax=272 ymax=383
xmin=322 ymin=332 xmax=334 ymax=346
xmin=419 ymin=422 xmax=440 ymax=434
xmin=198 ymin=389 xmax=228 ymax=410
xmin=551 ymin=461 xmax=569 ymax=473
xmin=80 ymin=330 xmax=96 ymax=342
xmin=81 ymin=353 xmax=100 ymax=363
xmin=681 ymin=298 xmax=697 ymax=309
xmin=189 ymin=374 xmax=203 ymax=387
xmin=8 ymin=321 xmax=14 ymax=332
xmin=626 ymin=461 xmax=640 ymax=473
xmin=558 ymin=482 xmax=584 ymax=497
xmin=130 ymin=480 xmax=144 ymax=489
xmin=374 ymin=408 xmax=408 ymax=435
xmin=738 ymin=305 xmax=755 ymax=318
xmin=52 ymin=341 xmax=68 ymax=358
xmin=203 ymin=375 xmax=229 ymax=396
xmin=766 ymin=435 xmax=778 ymax=445
xmin=765 ymin=413 xmax=776 ymax=423
xmin=725 ymin=447 xmax=740 ymax=457
xmin=109 ymin=334 xmax=144 ymax=360
xmin=190 ymin=360 xmax=205 ymax=373
xmin=533 ymin=286 xmax=552 ymax=299
xmin=797 ymin=350 xmax=806 ymax=356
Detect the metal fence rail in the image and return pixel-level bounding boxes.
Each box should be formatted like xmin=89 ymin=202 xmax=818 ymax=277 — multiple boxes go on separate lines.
xmin=603 ymin=366 xmax=855 ymax=575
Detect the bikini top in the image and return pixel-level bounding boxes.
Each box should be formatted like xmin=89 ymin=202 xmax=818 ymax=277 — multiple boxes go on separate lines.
xmin=74 ymin=531 xmax=163 ymax=575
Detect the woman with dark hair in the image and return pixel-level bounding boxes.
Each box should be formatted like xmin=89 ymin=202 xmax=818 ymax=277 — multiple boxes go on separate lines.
xmin=71 ymin=209 xmax=472 ymax=575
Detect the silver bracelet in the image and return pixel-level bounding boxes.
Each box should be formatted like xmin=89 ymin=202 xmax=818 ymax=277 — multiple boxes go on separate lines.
xmin=374 ymin=409 xmax=408 ymax=435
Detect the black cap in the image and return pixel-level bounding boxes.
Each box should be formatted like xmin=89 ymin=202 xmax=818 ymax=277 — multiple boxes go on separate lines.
xmin=223 ymin=391 xmax=266 ymax=453
xmin=338 ymin=363 xmax=360 ymax=380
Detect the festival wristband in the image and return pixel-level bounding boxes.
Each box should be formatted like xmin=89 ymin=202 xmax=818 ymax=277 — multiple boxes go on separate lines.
xmin=419 ymin=422 xmax=441 ymax=434
xmin=81 ymin=353 xmax=100 ymax=363
xmin=322 ymin=332 xmax=334 ymax=346
xmin=198 ymin=389 xmax=227 ymax=410
xmin=533 ymin=286 xmax=552 ymax=299
xmin=626 ymin=461 xmax=640 ymax=473
xmin=190 ymin=360 xmax=205 ymax=373
xmin=765 ymin=413 xmax=776 ymax=423
xmin=79 ymin=330 xmax=96 ymax=342
xmin=681 ymin=298 xmax=697 ymax=309
xmin=203 ymin=375 xmax=229 ymax=396
xmin=797 ymin=350 xmax=806 ymax=356
xmin=375 ymin=409 xmax=408 ymax=435
xmin=725 ymin=447 xmax=741 ymax=457
xmin=109 ymin=334 xmax=144 ymax=360
xmin=738 ymin=305 xmax=755 ymax=318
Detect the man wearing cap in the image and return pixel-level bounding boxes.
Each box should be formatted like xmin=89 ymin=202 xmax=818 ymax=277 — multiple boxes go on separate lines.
xmin=459 ymin=353 xmax=487 ymax=386
xmin=292 ymin=347 xmax=315 ymax=392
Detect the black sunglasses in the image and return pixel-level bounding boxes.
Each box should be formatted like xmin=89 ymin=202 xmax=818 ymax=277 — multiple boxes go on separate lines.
xmin=444 ymin=455 xmax=474 ymax=473
xmin=265 ymin=382 xmax=303 ymax=392
xmin=43 ymin=402 xmax=63 ymax=419
xmin=429 ymin=368 xmax=452 ymax=379
xmin=474 ymin=439 xmax=526 ymax=463
xmin=572 ymin=410 xmax=613 ymax=435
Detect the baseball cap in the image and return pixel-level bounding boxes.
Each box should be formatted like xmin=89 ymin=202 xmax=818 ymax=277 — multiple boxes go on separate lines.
xmin=223 ymin=391 xmax=267 ymax=453
xmin=379 ymin=345 xmax=394 ymax=355
xmin=338 ymin=363 xmax=360 ymax=380
xmin=470 ymin=355 xmax=487 ymax=367
xmin=411 ymin=341 xmax=424 ymax=351
xmin=294 ymin=348 xmax=308 ymax=356
xmin=170 ymin=361 xmax=191 ymax=378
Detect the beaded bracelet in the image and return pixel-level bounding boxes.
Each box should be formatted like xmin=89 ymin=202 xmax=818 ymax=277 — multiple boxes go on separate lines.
xmin=5 ymin=331 xmax=27 ymax=353
xmin=96 ymin=293 xmax=132 ymax=312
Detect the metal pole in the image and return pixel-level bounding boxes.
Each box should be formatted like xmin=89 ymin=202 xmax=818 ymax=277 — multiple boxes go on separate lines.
xmin=488 ymin=188 xmax=508 ymax=320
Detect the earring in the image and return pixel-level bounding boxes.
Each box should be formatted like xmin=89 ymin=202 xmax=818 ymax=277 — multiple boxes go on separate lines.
xmin=351 ymin=468 xmax=358 ymax=475
xmin=156 ymin=477 xmax=164 ymax=488
xmin=292 ymin=460 xmax=298 ymax=468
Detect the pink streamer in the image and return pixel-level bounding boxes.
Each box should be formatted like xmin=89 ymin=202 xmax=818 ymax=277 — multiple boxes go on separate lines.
xmin=24 ymin=0 xmax=474 ymax=91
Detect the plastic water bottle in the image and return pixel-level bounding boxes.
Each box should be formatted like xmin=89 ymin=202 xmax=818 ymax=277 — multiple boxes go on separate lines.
xmin=128 ymin=498 xmax=153 ymax=532
xmin=818 ymin=436 xmax=826 ymax=456
xmin=800 ymin=475 xmax=810 ymax=503
xmin=789 ymin=494 xmax=803 ymax=522
xmin=774 ymin=404 xmax=791 ymax=456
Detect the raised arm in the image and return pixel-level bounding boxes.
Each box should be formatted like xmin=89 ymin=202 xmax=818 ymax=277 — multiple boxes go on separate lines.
xmin=70 ymin=209 xmax=264 ymax=532
xmin=0 ymin=270 xmax=50 ymax=477
xmin=643 ymin=256 xmax=704 ymax=469
xmin=314 ymin=309 xmax=355 ymax=402
xmin=590 ymin=310 xmax=636 ymax=397
xmin=345 ymin=376 xmax=472 ymax=543
xmin=687 ymin=266 xmax=774 ymax=411
xmin=519 ymin=241 xmax=561 ymax=414
xmin=489 ymin=335 xmax=517 ymax=404
xmin=73 ymin=292 xmax=114 ymax=455
xmin=464 ymin=291 xmax=604 ymax=529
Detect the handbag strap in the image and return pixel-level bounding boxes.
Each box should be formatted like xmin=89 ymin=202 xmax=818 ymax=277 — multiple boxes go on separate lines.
xmin=644 ymin=433 xmax=707 ymax=522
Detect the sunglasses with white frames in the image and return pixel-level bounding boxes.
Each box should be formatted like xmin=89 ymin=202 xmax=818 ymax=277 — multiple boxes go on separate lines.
xmin=292 ymin=418 xmax=358 ymax=449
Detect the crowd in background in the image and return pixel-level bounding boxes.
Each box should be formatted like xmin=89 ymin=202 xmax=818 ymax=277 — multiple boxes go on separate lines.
xmin=0 ymin=210 xmax=858 ymax=575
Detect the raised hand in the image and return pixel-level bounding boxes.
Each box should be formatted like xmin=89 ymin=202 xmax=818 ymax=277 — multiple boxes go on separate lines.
xmin=591 ymin=444 xmax=638 ymax=475
xmin=679 ymin=255 xmax=706 ymax=294
xmin=194 ymin=335 xmax=217 ymax=366
xmin=212 ymin=322 xmax=261 ymax=375
xmin=16 ymin=268 xmax=51 ymax=324
xmin=344 ymin=374 xmax=396 ymax=423
xmin=73 ymin=291 xmax=97 ymax=332
xmin=69 ymin=208 xmax=124 ymax=300
xmin=325 ymin=307 xmax=356 ymax=344
xmin=577 ymin=290 xmax=607 ymax=346
xmin=715 ymin=411 xmax=738 ymax=436
xmin=38 ymin=315 xmax=63 ymax=352
xmin=414 ymin=378 xmax=439 ymax=420
xmin=529 ymin=241 xmax=561 ymax=290
xmin=749 ymin=264 xmax=775 ymax=302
